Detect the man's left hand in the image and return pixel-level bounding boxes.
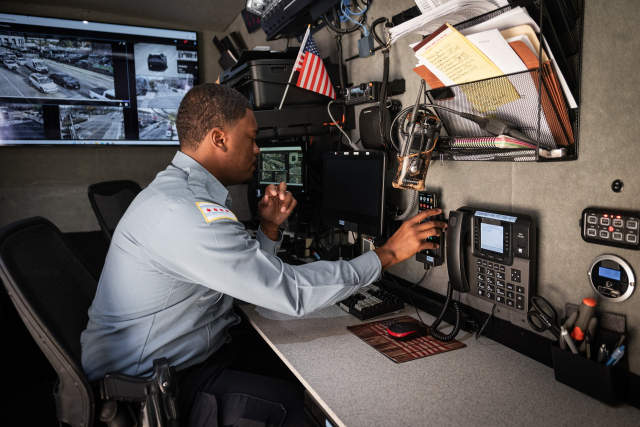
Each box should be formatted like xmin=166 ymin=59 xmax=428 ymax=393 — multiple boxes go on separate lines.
xmin=258 ymin=182 xmax=297 ymax=240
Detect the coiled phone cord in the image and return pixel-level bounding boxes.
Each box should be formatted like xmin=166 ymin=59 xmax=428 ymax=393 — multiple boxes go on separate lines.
xmin=429 ymin=282 xmax=462 ymax=342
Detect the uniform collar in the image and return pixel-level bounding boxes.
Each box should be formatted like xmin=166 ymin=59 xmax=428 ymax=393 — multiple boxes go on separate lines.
xmin=171 ymin=151 xmax=230 ymax=203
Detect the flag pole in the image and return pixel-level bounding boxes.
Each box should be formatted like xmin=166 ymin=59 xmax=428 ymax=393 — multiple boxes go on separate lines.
xmin=278 ymin=25 xmax=311 ymax=110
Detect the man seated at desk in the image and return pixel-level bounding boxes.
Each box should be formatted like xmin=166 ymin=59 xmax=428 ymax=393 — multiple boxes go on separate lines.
xmin=81 ymin=84 xmax=446 ymax=426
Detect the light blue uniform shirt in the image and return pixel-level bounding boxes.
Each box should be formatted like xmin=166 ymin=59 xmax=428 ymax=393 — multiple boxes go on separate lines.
xmin=81 ymin=151 xmax=381 ymax=381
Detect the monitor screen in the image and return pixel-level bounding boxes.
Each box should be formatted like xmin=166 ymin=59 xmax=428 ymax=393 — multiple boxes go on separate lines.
xmin=480 ymin=223 xmax=504 ymax=253
xmin=258 ymin=146 xmax=304 ymax=188
xmin=599 ymin=266 xmax=621 ymax=281
xmin=322 ymin=151 xmax=386 ymax=237
xmin=0 ymin=13 xmax=198 ymax=146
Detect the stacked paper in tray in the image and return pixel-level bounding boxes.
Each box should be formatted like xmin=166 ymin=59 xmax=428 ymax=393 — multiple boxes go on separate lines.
xmin=389 ymin=0 xmax=508 ymax=44
xmin=410 ymin=7 xmax=575 ymax=148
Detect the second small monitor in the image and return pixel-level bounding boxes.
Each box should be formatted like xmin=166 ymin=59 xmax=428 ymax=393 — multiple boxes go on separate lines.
xmin=258 ymin=146 xmax=304 ymax=190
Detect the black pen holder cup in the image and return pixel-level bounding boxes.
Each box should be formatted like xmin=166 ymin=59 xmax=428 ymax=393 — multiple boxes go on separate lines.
xmin=551 ymin=338 xmax=628 ymax=405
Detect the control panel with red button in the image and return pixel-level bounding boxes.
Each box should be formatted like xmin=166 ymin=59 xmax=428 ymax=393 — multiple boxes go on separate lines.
xmin=581 ymin=207 xmax=640 ymax=250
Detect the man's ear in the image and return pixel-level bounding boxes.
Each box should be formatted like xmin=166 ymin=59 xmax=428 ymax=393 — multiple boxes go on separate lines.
xmin=208 ymin=127 xmax=227 ymax=152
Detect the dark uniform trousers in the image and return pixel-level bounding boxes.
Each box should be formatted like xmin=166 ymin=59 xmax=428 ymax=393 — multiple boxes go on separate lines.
xmin=177 ymin=312 xmax=305 ymax=427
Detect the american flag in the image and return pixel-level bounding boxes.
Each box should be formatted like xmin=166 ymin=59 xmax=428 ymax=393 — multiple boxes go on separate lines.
xmin=294 ymin=30 xmax=336 ymax=99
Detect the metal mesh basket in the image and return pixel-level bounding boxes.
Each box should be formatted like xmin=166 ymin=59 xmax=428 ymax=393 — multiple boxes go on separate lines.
xmin=428 ymin=0 xmax=584 ymax=162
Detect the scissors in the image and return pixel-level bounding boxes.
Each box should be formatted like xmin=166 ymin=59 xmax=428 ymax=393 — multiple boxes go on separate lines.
xmin=526 ymin=296 xmax=560 ymax=339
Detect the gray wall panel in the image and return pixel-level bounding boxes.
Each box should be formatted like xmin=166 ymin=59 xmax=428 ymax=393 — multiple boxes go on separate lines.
xmin=0 ymin=0 xmax=638 ymax=376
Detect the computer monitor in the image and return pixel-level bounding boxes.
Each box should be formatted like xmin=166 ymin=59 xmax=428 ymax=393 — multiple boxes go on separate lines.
xmin=257 ymin=145 xmax=305 ymax=193
xmin=0 ymin=13 xmax=199 ymax=146
xmin=322 ymin=151 xmax=386 ymax=237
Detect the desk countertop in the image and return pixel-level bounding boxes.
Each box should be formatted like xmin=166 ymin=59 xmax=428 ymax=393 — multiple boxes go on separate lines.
xmin=239 ymin=304 xmax=640 ymax=427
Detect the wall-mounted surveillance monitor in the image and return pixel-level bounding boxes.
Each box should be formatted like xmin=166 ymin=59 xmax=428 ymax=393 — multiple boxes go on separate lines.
xmin=322 ymin=151 xmax=386 ymax=237
xmin=0 ymin=13 xmax=199 ymax=146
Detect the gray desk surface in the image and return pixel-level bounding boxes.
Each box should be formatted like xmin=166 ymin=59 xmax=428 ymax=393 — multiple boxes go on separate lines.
xmin=239 ymin=303 xmax=640 ymax=427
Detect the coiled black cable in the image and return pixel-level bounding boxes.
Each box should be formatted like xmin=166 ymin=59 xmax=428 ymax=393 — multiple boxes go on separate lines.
xmin=323 ymin=3 xmax=367 ymax=35
xmin=429 ymin=282 xmax=462 ymax=342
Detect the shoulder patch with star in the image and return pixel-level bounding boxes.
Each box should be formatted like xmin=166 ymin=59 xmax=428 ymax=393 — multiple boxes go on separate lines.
xmin=196 ymin=202 xmax=238 ymax=223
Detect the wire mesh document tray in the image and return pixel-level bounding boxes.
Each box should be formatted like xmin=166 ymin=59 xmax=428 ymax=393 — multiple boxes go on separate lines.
xmin=428 ymin=0 xmax=584 ymax=162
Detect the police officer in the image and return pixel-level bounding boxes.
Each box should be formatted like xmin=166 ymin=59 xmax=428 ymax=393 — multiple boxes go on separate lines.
xmin=81 ymin=84 xmax=446 ymax=426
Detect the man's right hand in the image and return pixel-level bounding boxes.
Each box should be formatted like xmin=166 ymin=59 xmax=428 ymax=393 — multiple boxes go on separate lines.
xmin=374 ymin=209 xmax=447 ymax=271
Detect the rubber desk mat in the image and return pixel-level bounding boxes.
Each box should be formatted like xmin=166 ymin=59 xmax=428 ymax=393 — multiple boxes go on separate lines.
xmin=347 ymin=316 xmax=466 ymax=363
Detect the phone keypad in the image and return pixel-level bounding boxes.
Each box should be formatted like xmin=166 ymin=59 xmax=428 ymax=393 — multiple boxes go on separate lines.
xmin=472 ymin=259 xmax=527 ymax=311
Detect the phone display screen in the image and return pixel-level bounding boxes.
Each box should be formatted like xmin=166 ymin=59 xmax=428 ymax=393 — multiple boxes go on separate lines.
xmin=481 ymin=223 xmax=504 ymax=253
xmin=599 ymin=266 xmax=621 ymax=281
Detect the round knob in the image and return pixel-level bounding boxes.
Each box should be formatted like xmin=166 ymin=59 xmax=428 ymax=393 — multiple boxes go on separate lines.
xmin=409 ymin=165 xmax=418 ymax=173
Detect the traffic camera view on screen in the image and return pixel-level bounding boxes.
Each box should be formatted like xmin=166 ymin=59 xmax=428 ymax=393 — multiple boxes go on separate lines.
xmin=0 ymin=14 xmax=197 ymax=144
xmin=0 ymin=32 xmax=116 ymax=101
xmin=259 ymin=148 xmax=303 ymax=186
xmin=481 ymin=223 xmax=504 ymax=253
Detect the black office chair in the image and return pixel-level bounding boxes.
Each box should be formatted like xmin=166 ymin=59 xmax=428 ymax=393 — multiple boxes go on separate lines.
xmin=87 ymin=181 xmax=142 ymax=242
xmin=0 ymin=217 xmax=178 ymax=427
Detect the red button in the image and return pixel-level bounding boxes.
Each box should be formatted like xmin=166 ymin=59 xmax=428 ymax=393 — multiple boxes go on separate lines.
xmin=608 ymin=226 xmax=614 ymax=232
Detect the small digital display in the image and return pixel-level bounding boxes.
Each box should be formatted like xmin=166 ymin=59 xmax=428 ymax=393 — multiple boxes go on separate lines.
xmin=481 ymin=223 xmax=503 ymax=253
xmin=258 ymin=147 xmax=303 ymax=186
xmin=599 ymin=267 xmax=621 ymax=281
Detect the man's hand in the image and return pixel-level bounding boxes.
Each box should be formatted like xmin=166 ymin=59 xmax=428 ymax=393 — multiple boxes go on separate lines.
xmin=258 ymin=182 xmax=297 ymax=241
xmin=374 ymin=208 xmax=447 ymax=271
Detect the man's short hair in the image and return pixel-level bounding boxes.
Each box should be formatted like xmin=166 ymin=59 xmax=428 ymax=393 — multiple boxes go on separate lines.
xmin=176 ymin=84 xmax=252 ymax=151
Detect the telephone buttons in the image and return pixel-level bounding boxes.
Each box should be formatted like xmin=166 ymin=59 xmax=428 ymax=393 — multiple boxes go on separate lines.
xmin=516 ymin=286 xmax=525 ymax=294
xmin=612 ymin=232 xmax=623 ymax=241
xmin=486 ymin=270 xmax=494 ymax=277
xmin=486 ymin=292 xmax=495 ymax=300
xmin=486 ymin=284 xmax=495 ymax=292
xmin=488 ymin=255 xmax=495 ymax=260
xmin=507 ymin=299 xmax=515 ymax=307
xmin=516 ymin=294 xmax=524 ymax=302
xmin=587 ymin=215 xmax=598 ymax=225
xmin=627 ymin=220 xmax=638 ymax=230
xmin=477 ymin=259 xmax=482 ymax=265
xmin=487 ymin=262 xmax=493 ymax=269
xmin=627 ymin=234 xmax=638 ymax=244
xmin=516 ymin=301 xmax=525 ymax=310
xmin=600 ymin=217 xmax=610 ymax=226
xmin=507 ymin=291 xmax=514 ymax=299
xmin=496 ymin=272 xmax=505 ymax=280
xmin=482 ymin=261 xmax=487 ymax=267
xmin=500 ymin=266 xmax=505 ymax=272
xmin=507 ymin=283 xmax=515 ymax=291
xmin=599 ymin=230 xmax=610 ymax=239
xmin=517 ymin=247 xmax=524 ymax=254
xmin=478 ymin=274 xmax=485 ymax=282
xmin=613 ymin=219 xmax=624 ymax=228
xmin=486 ymin=277 xmax=495 ymax=285
xmin=478 ymin=289 xmax=485 ymax=297
xmin=496 ymin=288 xmax=505 ymax=296
xmin=496 ymin=280 xmax=505 ymax=287
xmin=478 ymin=282 xmax=485 ymax=289
xmin=496 ymin=295 xmax=505 ymax=304
xmin=478 ymin=266 xmax=485 ymax=273
xmin=496 ymin=257 xmax=504 ymax=263
xmin=511 ymin=269 xmax=521 ymax=283
xmin=586 ymin=228 xmax=597 ymax=237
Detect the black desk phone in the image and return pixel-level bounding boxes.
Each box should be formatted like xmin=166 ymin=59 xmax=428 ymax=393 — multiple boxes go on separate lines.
xmin=446 ymin=207 xmax=537 ymax=313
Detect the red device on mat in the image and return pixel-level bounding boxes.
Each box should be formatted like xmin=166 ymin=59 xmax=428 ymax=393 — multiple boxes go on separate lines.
xmin=387 ymin=321 xmax=428 ymax=341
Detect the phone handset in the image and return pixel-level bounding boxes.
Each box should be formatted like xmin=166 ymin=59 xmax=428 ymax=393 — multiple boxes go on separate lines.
xmin=446 ymin=210 xmax=471 ymax=293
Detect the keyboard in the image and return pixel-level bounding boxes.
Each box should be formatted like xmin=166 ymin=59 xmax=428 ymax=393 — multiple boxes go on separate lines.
xmin=337 ymin=283 xmax=405 ymax=321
